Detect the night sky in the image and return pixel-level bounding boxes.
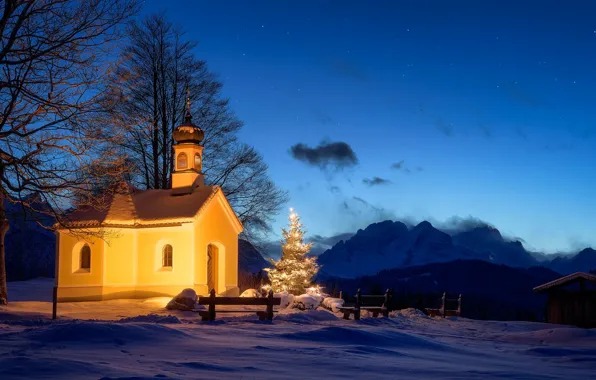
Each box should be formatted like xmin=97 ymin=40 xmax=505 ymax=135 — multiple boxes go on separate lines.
xmin=141 ymin=1 xmax=596 ymax=253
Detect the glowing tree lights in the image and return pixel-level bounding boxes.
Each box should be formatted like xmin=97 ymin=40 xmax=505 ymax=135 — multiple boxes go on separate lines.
xmin=265 ymin=208 xmax=319 ymax=294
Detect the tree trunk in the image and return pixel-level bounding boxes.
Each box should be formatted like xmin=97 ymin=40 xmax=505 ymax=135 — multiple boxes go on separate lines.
xmin=160 ymin=72 xmax=168 ymax=189
xmin=152 ymin=67 xmax=160 ymax=189
xmin=0 ymin=188 xmax=9 ymax=305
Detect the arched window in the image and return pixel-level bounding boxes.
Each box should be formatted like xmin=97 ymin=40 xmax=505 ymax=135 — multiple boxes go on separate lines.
xmin=177 ymin=152 xmax=188 ymax=169
xmin=194 ymin=153 xmax=202 ymax=170
xmin=80 ymin=244 xmax=91 ymax=271
xmin=162 ymin=244 xmax=173 ymax=268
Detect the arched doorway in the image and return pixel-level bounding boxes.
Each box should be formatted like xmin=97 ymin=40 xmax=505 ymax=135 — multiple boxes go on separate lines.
xmin=207 ymin=244 xmax=219 ymax=293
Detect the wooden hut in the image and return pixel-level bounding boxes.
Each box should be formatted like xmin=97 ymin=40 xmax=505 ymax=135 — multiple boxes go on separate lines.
xmin=533 ymin=272 xmax=596 ymax=328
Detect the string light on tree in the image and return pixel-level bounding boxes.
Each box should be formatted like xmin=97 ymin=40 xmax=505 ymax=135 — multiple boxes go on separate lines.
xmin=265 ymin=208 xmax=320 ymax=294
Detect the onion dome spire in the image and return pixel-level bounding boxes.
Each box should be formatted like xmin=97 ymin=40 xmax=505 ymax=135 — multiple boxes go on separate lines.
xmin=173 ymin=87 xmax=204 ymax=144
xmin=184 ymin=88 xmax=192 ymax=123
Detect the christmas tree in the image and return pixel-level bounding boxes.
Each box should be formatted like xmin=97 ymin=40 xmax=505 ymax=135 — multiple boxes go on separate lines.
xmin=265 ymin=208 xmax=320 ymax=294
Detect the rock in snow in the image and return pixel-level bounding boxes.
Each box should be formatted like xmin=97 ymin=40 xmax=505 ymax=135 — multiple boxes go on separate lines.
xmin=274 ymin=291 xmax=294 ymax=309
xmin=166 ymin=288 xmax=197 ymax=311
xmin=240 ymin=289 xmax=261 ymax=298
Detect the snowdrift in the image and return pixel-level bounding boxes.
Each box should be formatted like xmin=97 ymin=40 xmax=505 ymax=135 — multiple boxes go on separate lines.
xmin=499 ymin=326 xmax=596 ymax=346
xmin=275 ymin=310 xmax=339 ymax=323
xmin=321 ymin=297 xmax=344 ymax=312
xmin=279 ymin=325 xmax=457 ymax=351
xmin=19 ymin=321 xmax=188 ymax=345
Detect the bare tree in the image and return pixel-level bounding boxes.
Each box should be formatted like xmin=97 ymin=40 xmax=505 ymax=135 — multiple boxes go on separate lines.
xmin=0 ymin=0 xmax=139 ymax=304
xmin=102 ymin=13 xmax=288 ymax=240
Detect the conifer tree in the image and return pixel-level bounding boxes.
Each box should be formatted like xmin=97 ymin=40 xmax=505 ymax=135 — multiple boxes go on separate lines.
xmin=265 ymin=208 xmax=319 ymax=294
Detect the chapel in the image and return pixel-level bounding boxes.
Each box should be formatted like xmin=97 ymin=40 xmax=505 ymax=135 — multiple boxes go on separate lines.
xmin=54 ymin=98 xmax=243 ymax=301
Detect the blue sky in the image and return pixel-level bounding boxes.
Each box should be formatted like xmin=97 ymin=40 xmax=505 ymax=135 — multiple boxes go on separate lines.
xmin=142 ymin=0 xmax=596 ymax=253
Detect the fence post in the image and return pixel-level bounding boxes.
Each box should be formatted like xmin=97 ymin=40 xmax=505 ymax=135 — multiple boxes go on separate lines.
xmin=457 ymin=294 xmax=462 ymax=317
xmin=440 ymin=292 xmax=446 ymax=318
xmin=339 ymin=290 xmax=343 ymax=300
xmin=383 ymin=288 xmax=390 ymax=317
xmin=209 ymin=289 xmax=216 ymax=321
xmin=52 ymin=286 xmax=58 ymax=320
xmin=355 ymin=288 xmax=361 ymax=321
xmin=267 ymin=289 xmax=274 ymax=321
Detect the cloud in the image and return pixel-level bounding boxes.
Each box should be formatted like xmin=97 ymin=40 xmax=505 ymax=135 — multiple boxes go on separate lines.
xmin=328 ymin=185 xmax=341 ymax=194
xmin=289 ymin=141 xmax=358 ymax=171
xmin=308 ymin=232 xmax=355 ymax=255
xmin=329 ymin=59 xmax=367 ymax=81
xmin=362 ymin=177 xmax=392 ymax=186
xmin=479 ymin=123 xmax=492 ymax=139
xmin=391 ymin=160 xmax=405 ymax=170
xmin=313 ymin=110 xmax=334 ymax=125
xmin=434 ymin=117 xmax=454 ymax=137
xmin=391 ymin=160 xmax=422 ymax=174
xmin=351 ymin=196 xmax=396 ymax=219
xmin=567 ymin=236 xmax=593 ymax=253
xmin=309 ymin=233 xmax=354 ymax=246
xmin=337 ymin=196 xmax=397 ymax=231
xmin=436 ymin=215 xmax=492 ymax=234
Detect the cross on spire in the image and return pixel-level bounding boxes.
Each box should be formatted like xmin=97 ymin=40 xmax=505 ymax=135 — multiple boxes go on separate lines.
xmin=185 ymin=87 xmax=192 ymax=122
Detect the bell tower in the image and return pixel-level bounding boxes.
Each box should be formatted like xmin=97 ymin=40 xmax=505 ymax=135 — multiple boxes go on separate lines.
xmin=171 ymin=91 xmax=205 ymax=195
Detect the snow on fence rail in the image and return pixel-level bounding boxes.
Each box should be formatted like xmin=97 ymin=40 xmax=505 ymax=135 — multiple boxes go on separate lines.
xmin=425 ymin=292 xmax=462 ymax=318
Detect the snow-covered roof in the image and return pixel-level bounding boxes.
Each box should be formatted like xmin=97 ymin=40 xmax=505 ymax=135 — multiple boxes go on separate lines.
xmin=60 ymin=184 xmax=237 ymax=228
xmin=533 ymin=272 xmax=596 ymax=293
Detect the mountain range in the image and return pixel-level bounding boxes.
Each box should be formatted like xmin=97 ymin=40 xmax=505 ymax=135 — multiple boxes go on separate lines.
xmin=315 ymin=220 xmax=596 ymax=278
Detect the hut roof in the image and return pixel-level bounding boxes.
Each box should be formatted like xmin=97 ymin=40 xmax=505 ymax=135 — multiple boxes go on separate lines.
xmin=533 ymin=272 xmax=596 ymax=293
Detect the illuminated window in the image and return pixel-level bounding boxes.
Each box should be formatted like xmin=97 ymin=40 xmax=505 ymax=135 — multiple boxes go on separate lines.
xmin=80 ymin=244 xmax=91 ymax=271
xmin=162 ymin=244 xmax=173 ymax=268
xmin=194 ymin=153 xmax=202 ymax=170
xmin=177 ymin=153 xmax=188 ymax=169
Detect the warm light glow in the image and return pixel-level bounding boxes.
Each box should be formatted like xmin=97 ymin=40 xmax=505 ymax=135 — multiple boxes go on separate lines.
xmin=56 ymin=194 xmax=242 ymax=301
xmin=266 ymin=207 xmax=319 ymax=294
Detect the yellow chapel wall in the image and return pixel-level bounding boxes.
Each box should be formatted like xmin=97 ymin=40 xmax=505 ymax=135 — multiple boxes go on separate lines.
xmin=194 ymin=192 xmax=240 ymax=296
xmin=135 ymin=223 xmax=195 ymax=297
xmin=103 ymin=229 xmax=135 ymax=286
xmin=56 ymin=225 xmax=196 ymax=301
xmin=55 ymin=229 xmax=105 ymax=301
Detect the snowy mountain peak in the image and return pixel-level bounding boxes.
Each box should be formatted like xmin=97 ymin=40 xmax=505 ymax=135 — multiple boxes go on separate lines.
xmin=456 ymin=225 xmax=504 ymax=242
xmin=412 ymin=220 xmax=434 ymax=231
xmin=577 ymin=247 xmax=596 ymax=256
xmin=317 ymin=219 xmax=484 ymax=278
xmin=314 ymin=218 xmax=596 ymax=279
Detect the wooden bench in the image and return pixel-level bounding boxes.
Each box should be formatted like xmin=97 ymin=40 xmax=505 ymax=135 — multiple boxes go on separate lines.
xmin=197 ymin=289 xmax=281 ymax=321
xmin=425 ymin=292 xmax=462 ymax=318
xmin=338 ymin=289 xmax=392 ymax=320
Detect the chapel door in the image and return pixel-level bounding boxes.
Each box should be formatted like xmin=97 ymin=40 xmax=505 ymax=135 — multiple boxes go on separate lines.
xmin=207 ymin=244 xmax=219 ymax=294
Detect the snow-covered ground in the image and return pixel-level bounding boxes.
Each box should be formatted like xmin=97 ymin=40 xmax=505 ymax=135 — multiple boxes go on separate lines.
xmin=1 ymin=279 xmax=595 ymax=379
